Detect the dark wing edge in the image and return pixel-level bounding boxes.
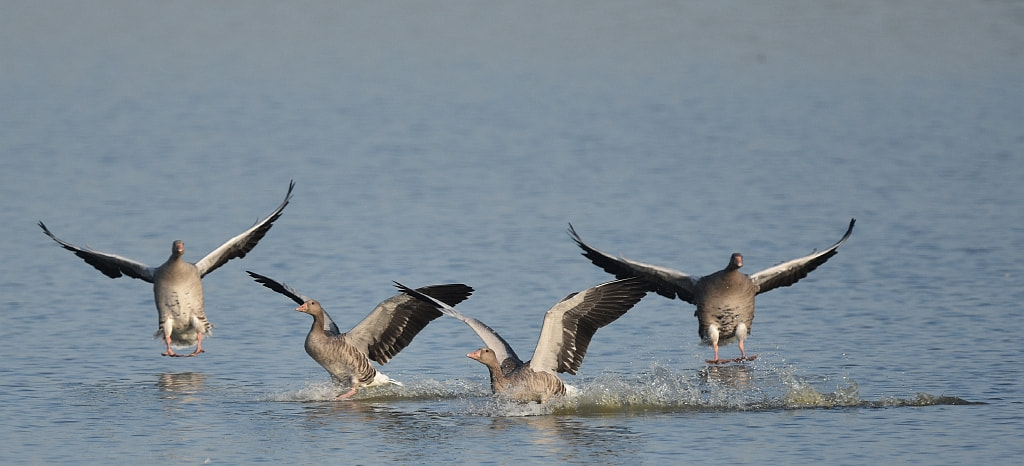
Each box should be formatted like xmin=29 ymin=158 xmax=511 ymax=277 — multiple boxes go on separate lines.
xmin=749 ymin=218 xmax=856 ymax=294
xmin=245 ymin=270 xmax=340 ymax=333
xmin=553 ymin=277 xmax=650 ymax=374
xmin=38 ymin=221 xmax=156 ymax=282
xmin=195 ymin=180 xmax=295 ymax=277
xmin=393 ymin=281 xmax=524 ymax=370
xmin=356 ymin=283 xmax=475 ymax=365
xmin=246 ymin=270 xmax=309 ymax=305
xmin=568 ymin=223 xmax=697 ymax=303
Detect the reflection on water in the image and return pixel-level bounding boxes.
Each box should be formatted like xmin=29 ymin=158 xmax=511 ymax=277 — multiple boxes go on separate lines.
xmin=700 ymin=363 xmax=754 ymax=389
xmin=156 ymin=372 xmax=206 ymax=394
xmin=156 ymin=372 xmax=207 ymax=407
xmin=495 ymin=415 xmax=643 ymax=462
xmin=300 ymin=398 xmax=378 ymax=426
xmin=264 ymin=377 xmax=491 ymax=403
xmin=517 ymin=415 xmax=637 ymax=445
xmin=296 ymin=394 xmax=645 ymax=461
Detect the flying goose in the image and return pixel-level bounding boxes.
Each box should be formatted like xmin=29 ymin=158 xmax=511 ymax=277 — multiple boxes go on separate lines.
xmin=248 ymin=271 xmax=473 ymax=399
xmin=39 ymin=181 xmax=295 ymax=357
xmin=395 ymin=277 xmax=648 ymax=403
xmin=569 ymin=218 xmax=855 ymax=363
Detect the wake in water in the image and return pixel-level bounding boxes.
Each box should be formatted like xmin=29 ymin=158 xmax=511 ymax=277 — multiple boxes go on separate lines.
xmin=556 ymin=360 xmax=978 ymax=415
xmin=263 ymin=376 xmax=491 ymax=403
xmin=261 ymin=360 xmax=977 ymax=416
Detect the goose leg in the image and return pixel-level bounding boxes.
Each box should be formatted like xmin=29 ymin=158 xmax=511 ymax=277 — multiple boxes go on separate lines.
xmin=336 ymin=387 xmax=357 ymax=400
xmin=705 ymin=325 xmax=721 ymax=363
xmin=161 ymin=334 xmax=176 ymax=357
xmin=736 ymin=324 xmax=756 ymax=361
xmin=185 ymin=332 xmax=205 ymax=357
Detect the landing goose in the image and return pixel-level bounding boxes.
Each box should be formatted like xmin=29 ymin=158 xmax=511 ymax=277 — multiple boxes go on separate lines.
xmin=248 ymin=272 xmax=473 ymax=399
xmin=39 ymin=181 xmax=294 ymax=357
xmin=395 ymin=277 xmax=648 ymax=403
xmin=569 ymin=219 xmax=855 ymax=363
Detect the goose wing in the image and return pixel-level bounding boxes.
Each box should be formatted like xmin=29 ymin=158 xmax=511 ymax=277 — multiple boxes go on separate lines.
xmin=39 ymin=221 xmax=156 ymax=282
xmin=194 ymin=180 xmax=294 ymax=277
xmin=246 ymin=271 xmax=340 ymax=334
xmin=394 ymin=282 xmax=523 ymax=369
xmin=749 ymin=218 xmax=855 ymax=294
xmin=347 ymin=283 xmax=474 ymax=365
xmin=569 ymin=224 xmax=698 ymax=303
xmin=529 ymin=277 xmax=648 ymax=375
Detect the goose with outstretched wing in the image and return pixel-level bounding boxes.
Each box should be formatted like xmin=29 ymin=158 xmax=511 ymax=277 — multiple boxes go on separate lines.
xmin=39 ymin=181 xmax=295 ymax=357
xmin=395 ymin=277 xmax=648 ymax=403
xmin=249 ymin=272 xmax=473 ymax=399
xmin=569 ymin=219 xmax=855 ymax=363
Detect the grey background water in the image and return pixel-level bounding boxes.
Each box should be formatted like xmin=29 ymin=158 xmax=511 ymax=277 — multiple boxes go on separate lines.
xmin=2 ymin=0 xmax=1022 ymax=463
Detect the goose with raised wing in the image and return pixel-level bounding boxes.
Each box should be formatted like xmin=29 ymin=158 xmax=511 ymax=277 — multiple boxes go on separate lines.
xmin=248 ymin=272 xmax=473 ymax=399
xmin=395 ymin=277 xmax=648 ymax=403
xmin=39 ymin=181 xmax=295 ymax=357
xmin=569 ymin=219 xmax=855 ymax=363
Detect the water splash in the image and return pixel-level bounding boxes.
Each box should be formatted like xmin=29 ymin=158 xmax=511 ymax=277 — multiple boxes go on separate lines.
xmin=259 ymin=362 xmax=978 ymax=414
xmin=555 ymin=361 xmax=977 ymax=415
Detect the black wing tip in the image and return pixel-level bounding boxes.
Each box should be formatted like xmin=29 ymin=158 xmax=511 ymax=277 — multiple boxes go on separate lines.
xmin=245 ymin=270 xmax=306 ymax=304
xmin=284 ymin=179 xmax=296 ymax=201
xmin=566 ymin=230 xmax=688 ymax=301
xmin=828 ymin=218 xmax=856 ymax=249
xmin=566 ymin=222 xmax=588 ymax=248
xmin=246 ymin=270 xmax=281 ymax=290
xmin=431 ymin=283 xmax=475 ymax=295
xmin=392 ymin=280 xmax=416 ymax=295
xmin=38 ymin=221 xmax=94 ymax=255
xmin=394 ymin=282 xmax=474 ymax=305
xmin=566 ymin=225 xmax=641 ymax=280
xmin=394 ymin=281 xmax=473 ymax=293
xmin=393 ymin=281 xmax=440 ymax=307
xmin=37 ymin=221 xmax=59 ymax=240
xmin=250 ymin=180 xmax=295 ymax=225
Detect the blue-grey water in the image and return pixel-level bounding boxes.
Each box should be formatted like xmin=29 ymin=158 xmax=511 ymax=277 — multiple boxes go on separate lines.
xmin=2 ymin=1 xmax=1022 ymax=463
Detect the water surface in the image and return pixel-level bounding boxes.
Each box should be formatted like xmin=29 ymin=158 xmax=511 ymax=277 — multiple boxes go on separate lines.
xmin=2 ymin=1 xmax=1022 ymax=463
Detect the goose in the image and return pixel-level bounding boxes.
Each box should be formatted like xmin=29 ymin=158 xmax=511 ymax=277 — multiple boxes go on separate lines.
xmin=38 ymin=181 xmax=294 ymax=357
xmin=568 ymin=218 xmax=855 ymax=363
xmin=248 ymin=271 xmax=473 ymax=399
xmin=395 ymin=277 xmax=648 ymax=403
